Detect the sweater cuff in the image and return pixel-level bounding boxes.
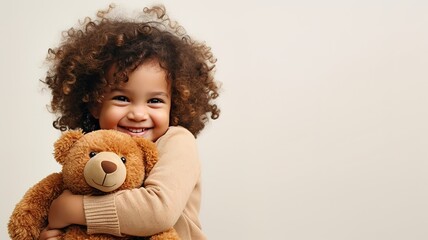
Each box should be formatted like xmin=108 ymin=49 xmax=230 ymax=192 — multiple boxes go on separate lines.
xmin=83 ymin=194 xmax=123 ymax=236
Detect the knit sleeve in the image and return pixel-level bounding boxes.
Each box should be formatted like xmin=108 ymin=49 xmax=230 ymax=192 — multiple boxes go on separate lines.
xmin=84 ymin=193 xmax=123 ymax=236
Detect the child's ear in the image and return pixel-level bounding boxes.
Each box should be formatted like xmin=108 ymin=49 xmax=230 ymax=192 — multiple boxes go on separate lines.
xmin=89 ymin=105 xmax=100 ymax=119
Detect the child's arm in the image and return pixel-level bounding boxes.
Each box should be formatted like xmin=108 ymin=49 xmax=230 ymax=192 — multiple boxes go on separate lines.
xmin=47 ymin=190 xmax=86 ymax=228
xmin=47 ymin=126 xmax=201 ymax=237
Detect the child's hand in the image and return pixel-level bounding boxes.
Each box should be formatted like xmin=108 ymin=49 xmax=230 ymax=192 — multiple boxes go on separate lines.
xmin=48 ymin=190 xmax=86 ymax=229
xmin=39 ymin=226 xmax=63 ymax=240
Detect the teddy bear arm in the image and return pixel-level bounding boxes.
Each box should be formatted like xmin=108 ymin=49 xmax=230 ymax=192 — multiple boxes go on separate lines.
xmin=8 ymin=173 xmax=65 ymax=240
xmin=148 ymin=228 xmax=180 ymax=240
xmin=63 ymin=225 xmax=111 ymax=240
xmin=63 ymin=225 xmax=138 ymax=240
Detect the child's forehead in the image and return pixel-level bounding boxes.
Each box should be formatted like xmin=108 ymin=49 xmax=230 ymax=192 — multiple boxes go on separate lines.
xmin=103 ymin=69 xmax=170 ymax=95
xmin=107 ymin=60 xmax=170 ymax=83
xmin=107 ymin=59 xmax=165 ymax=74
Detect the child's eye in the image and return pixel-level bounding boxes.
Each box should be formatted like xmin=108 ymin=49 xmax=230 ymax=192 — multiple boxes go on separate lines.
xmin=112 ymin=95 xmax=129 ymax=102
xmin=148 ymin=98 xmax=164 ymax=104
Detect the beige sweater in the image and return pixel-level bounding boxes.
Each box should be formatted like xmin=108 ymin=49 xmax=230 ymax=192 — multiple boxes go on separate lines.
xmin=83 ymin=126 xmax=207 ymax=239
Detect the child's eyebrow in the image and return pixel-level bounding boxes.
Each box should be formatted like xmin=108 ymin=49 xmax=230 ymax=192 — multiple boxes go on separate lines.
xmin=109 ymin=88 xmax=169 ymax=97
xmin=151 ymin=91 xmax=169 ymax=97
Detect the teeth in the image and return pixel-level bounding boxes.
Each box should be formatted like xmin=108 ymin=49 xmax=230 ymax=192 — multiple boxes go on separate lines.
xmin=127 ymin=128 xmax=145 ymax=133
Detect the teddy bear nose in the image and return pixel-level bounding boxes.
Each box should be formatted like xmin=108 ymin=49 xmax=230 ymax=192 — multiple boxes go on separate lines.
xmin=101 ymin=161 xmax=117 ymax=174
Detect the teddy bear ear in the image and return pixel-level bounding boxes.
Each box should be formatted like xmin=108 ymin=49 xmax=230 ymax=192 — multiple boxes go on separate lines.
xmin=54 ymin=129 xmax=85 ymax=165
xmin=133 ymin=138 xmax=159 ymax=176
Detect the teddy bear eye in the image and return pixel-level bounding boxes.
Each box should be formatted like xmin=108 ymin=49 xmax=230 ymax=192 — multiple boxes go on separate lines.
xmin=120 ymin=157 xmax=126 ymax=164
xmin=89 ymin=152 xmax=97 ymax=158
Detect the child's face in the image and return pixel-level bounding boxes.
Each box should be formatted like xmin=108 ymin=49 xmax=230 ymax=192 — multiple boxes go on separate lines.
xmin=92 ymin=61 xmax=171 ymax=142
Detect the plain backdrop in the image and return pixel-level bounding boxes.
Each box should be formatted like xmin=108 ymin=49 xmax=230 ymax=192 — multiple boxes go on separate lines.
xmin=1 ymin=0 xmax=428 ymax=239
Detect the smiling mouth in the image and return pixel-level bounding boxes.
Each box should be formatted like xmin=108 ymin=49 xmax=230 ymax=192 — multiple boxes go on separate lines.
xmin=126 ymin=128 xmax=146 ymax=133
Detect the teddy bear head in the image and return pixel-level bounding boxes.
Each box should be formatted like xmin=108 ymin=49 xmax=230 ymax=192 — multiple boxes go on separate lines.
xmin=54 ymin=129 xmax=158 ymax=195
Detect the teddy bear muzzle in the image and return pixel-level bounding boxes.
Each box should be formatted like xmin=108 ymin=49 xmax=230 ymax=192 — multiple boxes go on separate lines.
xmin=84 ymin=151 xmax=127 ymax=192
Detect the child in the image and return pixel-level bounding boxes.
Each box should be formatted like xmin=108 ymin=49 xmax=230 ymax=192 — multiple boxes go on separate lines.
xmin=38 ymin=4 xmax=220 ymax=240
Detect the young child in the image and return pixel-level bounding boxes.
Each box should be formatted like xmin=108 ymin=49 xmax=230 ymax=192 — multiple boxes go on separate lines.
xmin=38 ymin=4 xmax=220 ymax=240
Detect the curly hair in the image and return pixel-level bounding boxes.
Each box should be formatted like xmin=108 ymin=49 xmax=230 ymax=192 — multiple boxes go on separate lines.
xmin=43 ymin=4 xmax=220 ymax=137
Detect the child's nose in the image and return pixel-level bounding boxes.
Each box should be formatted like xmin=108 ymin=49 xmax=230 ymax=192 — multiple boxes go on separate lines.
xmin=128 ymin=105 xmax=148 ymax=121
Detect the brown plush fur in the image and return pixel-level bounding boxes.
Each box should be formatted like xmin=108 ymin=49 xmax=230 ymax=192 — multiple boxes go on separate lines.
xmin=8 ymin=129 xmax=180 ymax=240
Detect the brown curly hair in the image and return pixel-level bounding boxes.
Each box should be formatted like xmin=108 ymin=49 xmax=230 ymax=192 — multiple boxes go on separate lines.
xmin=43 ymin=4 xmax=220 ymax=137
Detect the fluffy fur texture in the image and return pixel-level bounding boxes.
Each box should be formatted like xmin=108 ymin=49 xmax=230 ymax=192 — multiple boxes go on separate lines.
xmin=8 ymin=129 xmax=180 ymax=240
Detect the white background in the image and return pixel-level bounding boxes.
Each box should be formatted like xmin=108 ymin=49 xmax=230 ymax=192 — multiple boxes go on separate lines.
xmin=1 ymin=0 xmax=428 ymax=239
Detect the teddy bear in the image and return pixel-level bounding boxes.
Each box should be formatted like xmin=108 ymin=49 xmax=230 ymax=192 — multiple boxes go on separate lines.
xmin=8 ymin=129 xmax=180 ymax=240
